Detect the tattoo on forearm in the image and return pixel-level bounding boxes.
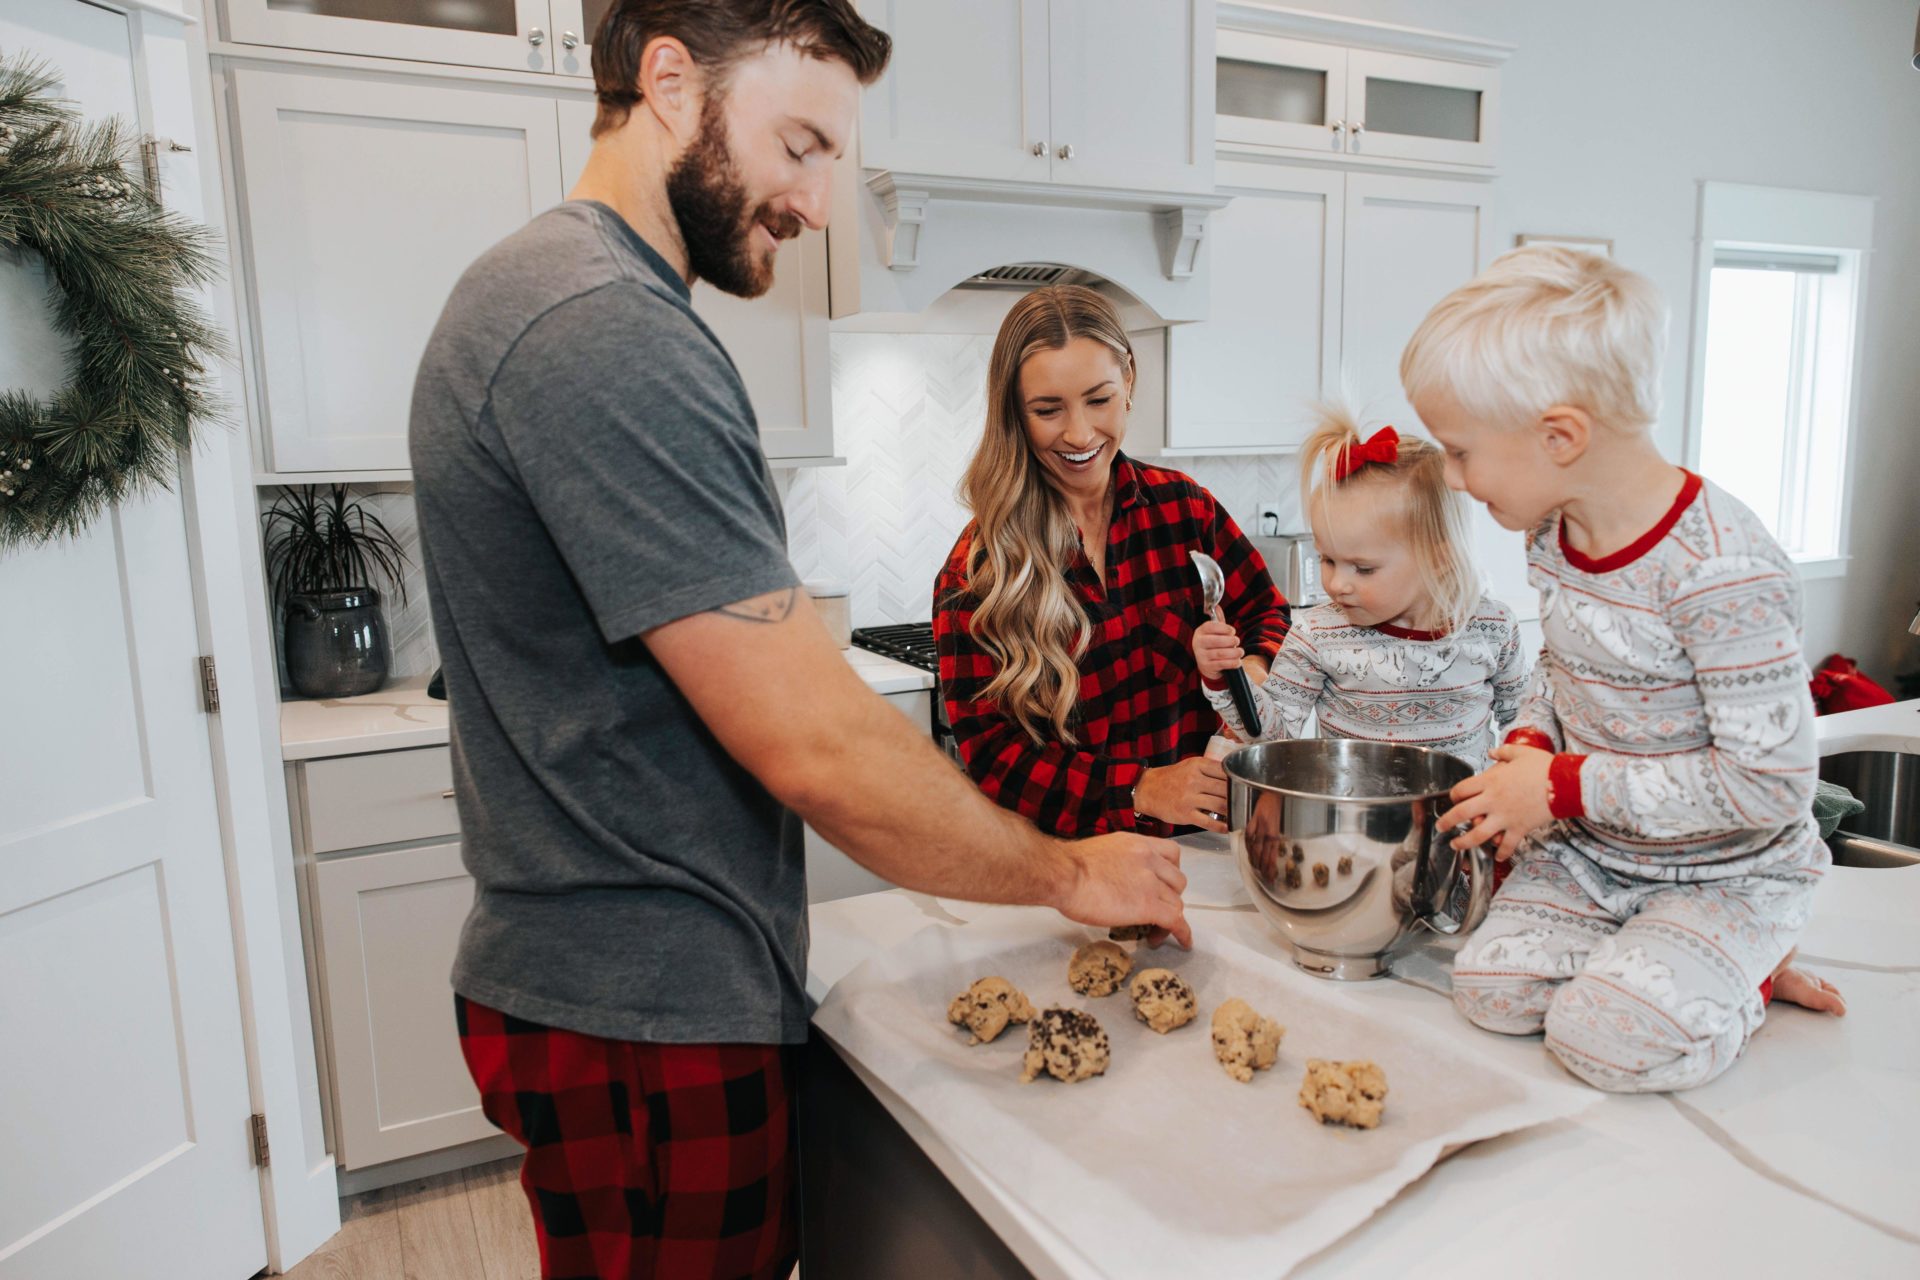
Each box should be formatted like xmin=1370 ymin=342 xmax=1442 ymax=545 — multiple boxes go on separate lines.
xmin=712 ymin=588 xmax=799 ymax=623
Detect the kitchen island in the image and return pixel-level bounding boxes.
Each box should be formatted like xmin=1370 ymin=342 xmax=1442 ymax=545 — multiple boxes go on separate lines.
xmin=801 ymin=859 xmax=1919 ymax=1278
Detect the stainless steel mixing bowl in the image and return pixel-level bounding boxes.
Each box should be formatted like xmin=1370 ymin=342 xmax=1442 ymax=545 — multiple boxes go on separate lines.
xmin=1226 ymin=738 xmax=1493 ymax=979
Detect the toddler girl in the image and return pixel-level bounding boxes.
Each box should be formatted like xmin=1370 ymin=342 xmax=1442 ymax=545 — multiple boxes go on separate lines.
xmin=1194 ymin=408 xmax=1528 ymax=770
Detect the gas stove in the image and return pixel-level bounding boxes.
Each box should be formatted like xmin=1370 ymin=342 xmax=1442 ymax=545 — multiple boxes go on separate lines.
xmin=851 ymin=622 xmax=938 ymax=674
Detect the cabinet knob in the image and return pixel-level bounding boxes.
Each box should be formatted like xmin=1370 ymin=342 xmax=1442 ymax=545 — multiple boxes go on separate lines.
xmin=527 ymin=27 xmax=546 ymax=46
xmin=1330 ymin=119 xmax=1346 ymax=146
xmin=1031 ymin=140 xmax=1046 ymax=156
xmin=1350 ymin=120 xmax=1365 ymax=148
xmin=1056 ymin=143 xmax=1074 ymax=160
xmin=562 ymin=30 xmax=580 ymax=49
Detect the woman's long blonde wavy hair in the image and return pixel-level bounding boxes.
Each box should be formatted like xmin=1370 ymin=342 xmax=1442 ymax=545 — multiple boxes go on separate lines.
xmin=1299 ymin=403 xmax=1482 ymax=636
xmin=958 ymin=286 xmax=1136 ymax=746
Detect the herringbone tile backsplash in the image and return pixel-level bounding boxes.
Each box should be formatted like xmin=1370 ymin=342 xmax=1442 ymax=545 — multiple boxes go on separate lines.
xmin=271 ymin=332 xmax=1299 ymax=692
xmin=781 ymin=332 xmax=1302 ymax=627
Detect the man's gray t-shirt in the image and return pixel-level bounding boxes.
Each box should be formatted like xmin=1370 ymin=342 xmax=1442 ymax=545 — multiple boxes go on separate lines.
xmin=410 ymin=200 xmax=807 ymax=1044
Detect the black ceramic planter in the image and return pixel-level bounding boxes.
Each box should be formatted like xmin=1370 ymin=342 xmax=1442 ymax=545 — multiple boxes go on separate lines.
xmin=285 ymin=587 xmax=390 ymax=698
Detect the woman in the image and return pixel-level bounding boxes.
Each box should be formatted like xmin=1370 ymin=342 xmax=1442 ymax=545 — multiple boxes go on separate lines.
xmin=934 ymin=285 xmax=1289 ymax=837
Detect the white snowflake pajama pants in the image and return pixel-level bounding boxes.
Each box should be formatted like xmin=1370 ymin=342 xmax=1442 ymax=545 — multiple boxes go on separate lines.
xmin=1450 ymin=851 xmax=1820 ymax=1093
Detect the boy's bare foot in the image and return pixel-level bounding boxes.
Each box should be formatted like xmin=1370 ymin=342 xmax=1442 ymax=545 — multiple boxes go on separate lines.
xmin=1770 ymin=950 xmax=1846 ymax=1016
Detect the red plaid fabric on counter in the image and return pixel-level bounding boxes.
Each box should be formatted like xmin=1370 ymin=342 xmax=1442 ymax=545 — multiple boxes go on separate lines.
xmin=455 ymin=995 xmax=797 ymax=1280
xmin=935 ymin=455 xmax=1289 ymax=837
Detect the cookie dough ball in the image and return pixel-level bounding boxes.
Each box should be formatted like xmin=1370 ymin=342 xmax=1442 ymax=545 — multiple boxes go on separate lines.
xmin=1108 ymin=923 xmax=1157 ymax=942
xmin=1299 ymin=1059 xmax=1388 ymax=1129
xmin=1068 ymin=940 xmax=1132 ymax=997
xmin=1127 ymin=968 xmax=1198 ymax=1034
xmin=1336 ymin=853 xmax=1354 ymax=876
xmin=1020 ymin=1008 xmax=1110 ymax=1084
xmin=1210 ymin=998 xmax=1284 ymax=1082
xmin=946 ymin=976 xmax=1036 ymax=1046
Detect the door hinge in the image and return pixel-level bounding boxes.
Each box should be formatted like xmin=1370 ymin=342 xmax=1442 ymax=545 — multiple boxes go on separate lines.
xmin=199 ymin=655 xmax=221 ymax=714
xmin=250 ymin=1112 xmax=270 ymax=1167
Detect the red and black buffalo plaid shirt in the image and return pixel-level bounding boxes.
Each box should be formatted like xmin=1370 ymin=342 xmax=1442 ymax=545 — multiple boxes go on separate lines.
xmin=934 ymin=456 xmax=1290 ymax=838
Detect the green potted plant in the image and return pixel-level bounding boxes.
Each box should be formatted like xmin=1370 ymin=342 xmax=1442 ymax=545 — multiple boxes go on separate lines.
xmin=263 ymin=485 xmax=411 ymax=698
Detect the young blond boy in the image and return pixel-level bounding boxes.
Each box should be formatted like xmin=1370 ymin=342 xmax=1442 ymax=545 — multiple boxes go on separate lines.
xmin=1403 ymin=246 xmax=1838 ymax=1093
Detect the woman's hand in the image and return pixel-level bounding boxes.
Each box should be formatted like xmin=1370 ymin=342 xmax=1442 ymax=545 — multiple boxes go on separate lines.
xmin=1193 ymin=610 xmax=1244 ymax=680
xmin=1135 ymin=756 xmax=1230 ymax=834
xmin=1439 ymin=744 xmax=1553 ymax=862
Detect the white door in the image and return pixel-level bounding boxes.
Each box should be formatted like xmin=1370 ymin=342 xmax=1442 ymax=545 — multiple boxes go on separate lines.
xmin=231 ymin=69 xmax=564 ymax=474
xmin=0 ymin=5 xmax=265 ymax=1278
xmin=1166 ymin=162 xmax=1343 ymax=452
xmin=1047 ymin=0 xmax=1213 ymax=193
xmin=548 ymin=0 xmax=615 ymax=80
xmin=1340 ymin=173 xmax=1529 ymax=617
xmin=224 ymin=0 xmax=558 ymax=74
xmin=558 ymin=99 xmax=836 ymax=461
xmin=855 ymin=0 xmax=1051 ymax=183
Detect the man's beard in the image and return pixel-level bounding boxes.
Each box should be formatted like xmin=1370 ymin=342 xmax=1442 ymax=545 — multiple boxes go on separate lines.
xmin=666 ymin=95 xmax=801 ymax=299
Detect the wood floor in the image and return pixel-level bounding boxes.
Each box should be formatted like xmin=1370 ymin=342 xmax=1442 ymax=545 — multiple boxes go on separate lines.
xmin=281 ymin=1158 xmax=539 ymax=1280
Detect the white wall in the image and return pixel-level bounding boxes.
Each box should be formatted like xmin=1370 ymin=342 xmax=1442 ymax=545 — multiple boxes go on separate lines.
xmin=1314 ymin=0 xmax=1920 ymax=683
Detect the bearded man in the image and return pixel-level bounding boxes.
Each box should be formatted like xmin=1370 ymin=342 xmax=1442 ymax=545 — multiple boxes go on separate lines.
xmin=408 ymin=3 xmax=1190 ymax=1276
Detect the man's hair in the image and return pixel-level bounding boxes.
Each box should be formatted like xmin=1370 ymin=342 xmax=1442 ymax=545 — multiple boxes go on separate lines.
xmin=1399 ymin=245 xmax=1668 ymax=434
xmin=591 ymin=0 xmax=892 ymax=138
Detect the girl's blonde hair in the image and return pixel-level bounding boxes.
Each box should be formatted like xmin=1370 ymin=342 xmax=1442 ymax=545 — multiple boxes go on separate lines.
xmin=959 ymin=285 xmax=1135 ymax=746
xmin=1399 ymin=244 xmax=1667 ymax=433
xmin=1299 ymin=404 xmax=1480 ymax=636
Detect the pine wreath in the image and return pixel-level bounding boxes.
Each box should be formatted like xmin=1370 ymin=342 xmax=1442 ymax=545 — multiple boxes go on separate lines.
xmin=0 ymin=52 xmax=225 ymax=549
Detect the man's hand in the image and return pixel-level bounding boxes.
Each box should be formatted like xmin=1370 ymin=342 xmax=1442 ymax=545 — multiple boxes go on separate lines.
xmin=1054 ymin=832 xmax=1192 ymax=948
xmin=1135 ymin=756 xmax=1230 ymax=834
xmin=1192 ymin=610 xmax=1244 ymax=680
xmin=1439 ymin=743 xmax=1554 ymax=862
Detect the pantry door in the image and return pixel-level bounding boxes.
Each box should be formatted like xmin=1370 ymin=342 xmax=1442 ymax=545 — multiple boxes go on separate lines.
xmin=0 ymin=3 xmax=267 ymax=1278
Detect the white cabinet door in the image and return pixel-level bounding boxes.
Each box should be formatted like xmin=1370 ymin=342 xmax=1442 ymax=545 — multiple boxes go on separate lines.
xmin=1165 ymin=163 xmax=1343 ymax=452
xmin=557 ymin=98 xmax=835 ymax=461
xmin=1345 ymin=49 xmax=1499 ymax=169
xmin=312 ymin=841 xmax=498 ymax=1170
xmin=855 ymin=0 xmax=1051 ymax=183
xmin=224 ymin=0 xmax=557 ymax=73
xmin=547 ymin=0 xmax=614 ymax=80
xmin=1046 ymin=0 xmax=1212 ymax=194
xmin=1340 ymin=173 xmax=1527 ymax=616
xmin=1214 ymin=30 xmax=1348 ymax=157
xmin=233 ymin=70 xmax=563 ymax=474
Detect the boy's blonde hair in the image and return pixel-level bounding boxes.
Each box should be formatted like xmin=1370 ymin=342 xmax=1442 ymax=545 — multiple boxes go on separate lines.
xmin=1399 ymin=245 xmax=1667 ymax=433
xmin=1300 ymin=405 xmax=1481 ymax=636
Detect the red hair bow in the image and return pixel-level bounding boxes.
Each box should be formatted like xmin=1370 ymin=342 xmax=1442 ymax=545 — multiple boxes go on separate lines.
xmin=1332 ymin=426 xmax=1400 ymax=483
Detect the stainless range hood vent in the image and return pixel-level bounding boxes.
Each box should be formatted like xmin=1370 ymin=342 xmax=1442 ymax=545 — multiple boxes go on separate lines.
xmin=960 ymin=262 xmax=1095 ymax=289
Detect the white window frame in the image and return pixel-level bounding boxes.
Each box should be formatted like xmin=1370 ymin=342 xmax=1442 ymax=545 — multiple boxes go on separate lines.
xmin=1684 ymin=181 xmax=1875 ymax=578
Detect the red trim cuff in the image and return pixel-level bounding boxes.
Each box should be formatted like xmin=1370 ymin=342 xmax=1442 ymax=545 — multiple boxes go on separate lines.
xmin=1505 ymin=727 xmax=1557 ymax=754
xmin=1547 ymin=753 xmax=1587 ymax=820
xmin=1201 ymin=672 xmax=1227 ymax=691
xmin=1758 ymin=975 xmax=1775 ymax=1007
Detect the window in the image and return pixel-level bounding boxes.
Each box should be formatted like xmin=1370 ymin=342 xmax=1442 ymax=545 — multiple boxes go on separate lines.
xmin=1688 ymin=184 xmax=1874 ymax=571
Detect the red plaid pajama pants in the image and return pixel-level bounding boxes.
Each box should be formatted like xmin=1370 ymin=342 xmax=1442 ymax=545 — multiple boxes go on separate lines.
xmin=455 ymin=995 xmax=798 ymax=1279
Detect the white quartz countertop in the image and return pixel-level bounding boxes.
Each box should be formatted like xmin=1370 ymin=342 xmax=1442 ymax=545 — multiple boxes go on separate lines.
xmin=1816 ymin=697 xmax=1920 ymax=756
xmin=807 ymin=863 xmax=1920 ymax=1278
xmin=280 ymin=647 xmax=933 ymax=760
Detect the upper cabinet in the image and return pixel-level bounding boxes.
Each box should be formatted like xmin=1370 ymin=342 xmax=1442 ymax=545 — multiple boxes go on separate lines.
xmin=1213 ymin=6 xmax=1509 ymax=172
xmin=230 ymin=69 xmax=563 ymax=474
xmin=231 ymin=69 xmax=835 ymax=478
xmin=855 ymin=0 xmax=1214 ymax=196
xmin=223 ymin=0 xmax=612 ymax=76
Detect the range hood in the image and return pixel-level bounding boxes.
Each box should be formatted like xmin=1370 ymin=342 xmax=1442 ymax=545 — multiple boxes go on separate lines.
xmin=826 ymin=160 xmax=1228 ymax=327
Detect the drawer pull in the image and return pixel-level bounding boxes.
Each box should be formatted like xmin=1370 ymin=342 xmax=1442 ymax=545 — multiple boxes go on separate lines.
xmin=441 ymin=790 xmax=456 ymax=799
